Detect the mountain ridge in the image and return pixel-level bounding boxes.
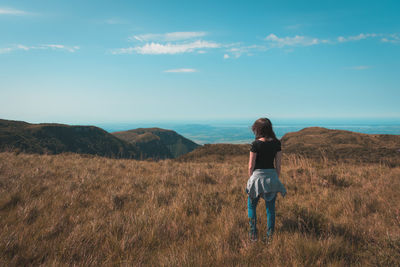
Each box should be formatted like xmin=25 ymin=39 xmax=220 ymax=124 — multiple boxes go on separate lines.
xmin=112 ymin=127 xmax=200 ymax=159
xmin=281 ymin=126 xmax=400 ymax=164
xmin=1 ymin=119 xmax=399 ymax=164
xmin=0 ymin=119 xmax=140 ymax=158
xmin=0 ymin=119 xmax=200 ymax=160
xmin=178 ymin=127 xmax=400 ymax=165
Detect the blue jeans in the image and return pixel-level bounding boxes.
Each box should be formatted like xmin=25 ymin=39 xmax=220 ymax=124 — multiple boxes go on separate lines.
xmin=247 ymin=195 xmax=276 ymax=237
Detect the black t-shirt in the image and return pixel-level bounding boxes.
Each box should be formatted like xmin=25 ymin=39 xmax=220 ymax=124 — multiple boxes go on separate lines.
xmin=250 ymin=139 xmax=281 ymax=169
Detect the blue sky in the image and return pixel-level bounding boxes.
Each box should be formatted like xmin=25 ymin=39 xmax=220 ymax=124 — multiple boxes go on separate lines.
xmin=1 ymin=0 xmax=399 ymax=124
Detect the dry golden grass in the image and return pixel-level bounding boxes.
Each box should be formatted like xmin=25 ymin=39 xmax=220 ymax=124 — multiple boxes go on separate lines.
xmin=0 ymin=152 xmax=399 ymax=266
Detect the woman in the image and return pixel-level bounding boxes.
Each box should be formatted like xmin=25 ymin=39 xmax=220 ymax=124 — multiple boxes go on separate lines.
xmin=246 ymin=118 xmax=286 ymax=242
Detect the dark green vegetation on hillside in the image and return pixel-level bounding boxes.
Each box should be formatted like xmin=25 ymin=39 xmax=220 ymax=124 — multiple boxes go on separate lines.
xmin=0 ymin=119 xmax=199 ymax=160
xmin=112 ymin=128 xmax=200 ymax=159
xmin=0 ymin=119 xmax=139 ymax=158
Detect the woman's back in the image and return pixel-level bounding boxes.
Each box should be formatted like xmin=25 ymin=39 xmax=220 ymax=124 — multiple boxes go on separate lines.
xmin=250 ymin=139 xmax=281 ymax=169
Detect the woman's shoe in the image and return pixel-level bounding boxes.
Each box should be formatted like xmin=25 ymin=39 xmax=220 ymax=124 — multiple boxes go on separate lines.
xmin=262 ymin=233 xmax=273 ymax=244
xmin=249 ymin=231 xmax=258 ymax=242
xmin=248 ymin=218 xmax=258 ymax=242
xmin=262 ymin=230 xmax=273 ymax=244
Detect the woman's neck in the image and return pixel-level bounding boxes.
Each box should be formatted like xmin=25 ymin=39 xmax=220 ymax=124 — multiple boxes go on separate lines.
xmin=258 ymin=137 xmax=273 ymax=142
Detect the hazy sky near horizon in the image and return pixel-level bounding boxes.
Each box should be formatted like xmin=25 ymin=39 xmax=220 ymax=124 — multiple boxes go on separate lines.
xmin=1 ymin=0 xmax=399 ymax=124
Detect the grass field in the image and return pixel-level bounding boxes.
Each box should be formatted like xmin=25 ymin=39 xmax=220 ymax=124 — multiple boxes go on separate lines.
xmin=0 ymin=152 xmax=399 ymax=266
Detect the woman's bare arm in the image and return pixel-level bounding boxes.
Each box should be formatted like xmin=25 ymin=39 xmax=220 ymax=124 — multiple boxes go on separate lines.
xmin=248 ymin=152 xmax=256 ymax=177
xmin=274 ymin=151 xmax=282 ymax=177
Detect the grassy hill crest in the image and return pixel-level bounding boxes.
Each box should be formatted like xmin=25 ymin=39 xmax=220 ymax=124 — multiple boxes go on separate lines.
xmin=0 ymin=119 xmax=200 ymax=160
xmin=178 ymin=127 xmax=400 ymax=165
xmin=0 ymin=119 xmax=139 ymax=159
xmin=281 ymin=126 xmax=400 ymax=164
xmin=112 ymin=127 xmax=200 ymax=159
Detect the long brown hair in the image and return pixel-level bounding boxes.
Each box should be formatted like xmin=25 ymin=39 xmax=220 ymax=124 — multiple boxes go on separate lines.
xmin=251 ymin=118 xmax=278 ymax=140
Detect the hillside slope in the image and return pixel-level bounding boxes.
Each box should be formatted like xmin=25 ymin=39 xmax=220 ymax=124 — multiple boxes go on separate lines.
xmin=177 ymin=143 xmax=249 ymax=162
xmin=112 ymin=128 xmax=200 ymax=159
xmin=0 ymin=119 xmax=139 ymax=159
xmin=177 ymin=127 xmax=400 ymax=165
xmin=281 ymin=127 xmax=400 ymax=164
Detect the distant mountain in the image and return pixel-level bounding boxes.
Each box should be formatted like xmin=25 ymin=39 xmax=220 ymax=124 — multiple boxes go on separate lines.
xmin=2 ymin=121 xmax=398 ymax=164
xmin=0 ymin=119 xmax=139 ymax=158
xmin=281 ymin=127 xmax=400 ymax=164
xmin=112 ymin=128 xmax=200 ymax=159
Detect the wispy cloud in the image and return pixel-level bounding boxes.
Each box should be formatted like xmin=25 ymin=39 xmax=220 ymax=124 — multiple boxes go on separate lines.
xmin=112 ymin=40 xmax=220 ymax=55
xmin=381 ymin=33 xmax=400 ymax=44
xmin=337 ymin=33 xmax=400 ymax=44
xmin=263 ymin=32 xmax=399 ymax=50
xmin=264 ymin=33 xmax=329 ymax=47
xmin=0 ymin=44 xmax=80 ymax=54
xmin=347 ymin=65 xmax=372 ymax=70
xmin=0 ymin=7 xmax=27 ymax=15
xmin=112 ymin=31 xmax=220 ymax=55
xmin=42 ymin=44 xmax=80 ymax=52
xmin=131 ymin=32 xmax=206 ymax=42
xmin=111 ymin=31 xmax=399 ymax=58
xmin=0 ymin=47 xmax=13 ymax=54
xmin=164 ymin=68 xmax=197 ymax=73
xmin=284 ymin=24 xmax=302 ymax=30
xmin=104 ymin=18 xmax=127 ymax=25
xmin=225 ymin=44 xmax=267 ymax=58
xmin=337 ymin=33 xmax=377 ymax=43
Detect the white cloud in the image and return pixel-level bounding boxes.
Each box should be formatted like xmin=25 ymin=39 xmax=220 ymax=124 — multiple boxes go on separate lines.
xmin=105 ymin=18 xmax=126 ymax=25
xmin=0 ymin=44 xmax=80 ymax=54
xmin=381 ymin=33 xmax=400 ymax=44
xmin=264 ymin=33 xmax=328 ymax=47
xmin=164 ymin=68 xmax=197 ymax=73
xmin=131 ymin=32 xmax=207 ymax=42
xmin=285 ymin=24 xmax=302 ymax=30
xmin=338 ymin=33 xmax=400 ymax=44
xmin=112 ymin=31 xmax=399 ymax=58
xmin=263 ymin=32 xmax=400 ymax=49
xmin=111 ymin=47 xmax=135 ymax=55
xmin=348 ymin=65 xmax=372 ymax=70
xmin=0 ymin=7 xmax=27 ymax=15
xmin=0 ymin=47 xmax=13 ymax=54
xmin=16 ymin=45 xmax=30 ymax=50
xmin=225 ymin=44 xmax=267 ymax=58
xmin=42 ymin=44 xmax=80 ymax=52
xmin=337 ymin=33 xmax=377 ymax=43
xmin=112 ymin=40 xmax=220 ymax=55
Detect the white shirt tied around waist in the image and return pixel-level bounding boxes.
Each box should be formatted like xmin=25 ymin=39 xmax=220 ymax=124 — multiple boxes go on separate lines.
xmin=246 ymin=168 xmax=287 ymax=200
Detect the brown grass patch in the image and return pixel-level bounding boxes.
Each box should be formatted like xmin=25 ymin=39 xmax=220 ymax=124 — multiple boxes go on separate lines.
xmin=0 ymin=152 xmax=399 ymax=266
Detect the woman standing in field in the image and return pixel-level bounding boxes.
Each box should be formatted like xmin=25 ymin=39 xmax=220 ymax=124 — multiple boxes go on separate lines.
xmin=246 ymin=118 xmax=286 ymax=242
